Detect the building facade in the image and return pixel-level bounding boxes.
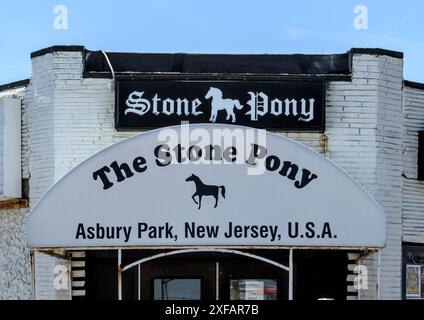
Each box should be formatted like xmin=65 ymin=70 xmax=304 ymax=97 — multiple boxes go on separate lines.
xmin=0 ymin=45 xmax=423 ymax=300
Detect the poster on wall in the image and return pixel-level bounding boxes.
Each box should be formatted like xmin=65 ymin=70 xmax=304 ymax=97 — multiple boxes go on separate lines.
xmin=406 ymin=265 xmax=420 ymax=299
xmin=230 ymin=280 xmax=276 ymax=300
xmin=421 ymin=266 xmax=424 ymax=299
xmin=243 ymin=280 xmax=265 ymax=300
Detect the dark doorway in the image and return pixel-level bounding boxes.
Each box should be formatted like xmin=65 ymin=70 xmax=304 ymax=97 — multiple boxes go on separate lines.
xmin=85 ymin=250 xmax=118 ymax=300
xmin=140 ymin=255 xmax=216 ymax=300
xmin=293 ymin=250 xmax=348 ymax=300
xmin=83 ymin=249 xmax=347 ymax=300
xmin=138 ymin=252 xmax=288 ymax=301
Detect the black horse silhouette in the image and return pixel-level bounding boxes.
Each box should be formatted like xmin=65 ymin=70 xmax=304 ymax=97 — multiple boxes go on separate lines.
xmin=185 ymin=174 xmax=226 ymax=210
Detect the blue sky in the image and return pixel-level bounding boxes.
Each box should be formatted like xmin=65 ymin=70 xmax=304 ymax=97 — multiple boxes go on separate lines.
xmin=0 ymin=0 xmax=423 ymax=84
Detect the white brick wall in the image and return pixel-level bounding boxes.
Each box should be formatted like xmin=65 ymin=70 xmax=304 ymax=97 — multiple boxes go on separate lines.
xmin=0 ymin=104 xmax=3 ymax=195
xmin=323 ymin=54 xmax=404 ymax=300
xmin=21 ymin=89 xmax=30 ymax=180
xmin=402 ymin=86 xmax=424 ymax=243
xmin=33 ymin=252 xmax=70 ymax=300
xmin=27 ymin=52 xmax=105 ymax=300
xmin=26 ymin=51 xmax=138 ymax=299
xmin=373 ymin=55 xmax=404 ymax=299
xmin=27 ymin=52 xmax=133 ymax=205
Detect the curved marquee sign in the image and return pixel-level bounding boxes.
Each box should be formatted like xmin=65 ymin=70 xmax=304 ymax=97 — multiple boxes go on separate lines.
xmin=27 ymin=124 xmax=385 ymax=248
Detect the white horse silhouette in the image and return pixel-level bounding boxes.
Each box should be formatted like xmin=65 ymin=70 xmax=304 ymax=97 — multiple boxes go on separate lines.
xmin=205 ymin=87 xmax=243 ymax=123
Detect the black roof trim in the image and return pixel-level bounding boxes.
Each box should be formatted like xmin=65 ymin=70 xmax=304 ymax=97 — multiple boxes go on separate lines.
xmin=0 ymin=79 xmax=30 ymax=92
xmin=27 ymin=45 xmax=404 ymax=78
xmin=349 ymin=48 xmax=403 ymax=59
xmin=31 ymin=45 xmax=85 ymax=58
xmin=84 ymin=71 xmax=351 ymax=82
xmin=404 ymin=80 xmax=424 ymax=90
xmin=84 ymin=50 xmax=351 ymax=76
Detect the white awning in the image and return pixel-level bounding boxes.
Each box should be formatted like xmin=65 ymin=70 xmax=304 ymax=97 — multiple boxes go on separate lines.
xmin=27 ymin=124 xmax=386 ymax=249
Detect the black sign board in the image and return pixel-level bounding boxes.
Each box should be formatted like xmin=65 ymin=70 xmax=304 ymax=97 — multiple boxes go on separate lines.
xmin=115 ymin=80 xmax=325 ymax=130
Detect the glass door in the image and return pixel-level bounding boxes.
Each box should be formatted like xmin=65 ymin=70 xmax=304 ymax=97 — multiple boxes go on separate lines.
xmin=138 ymin=253 xmax=288 ymax=300
xmin=219 ymin=256 xmax=288 ymax=300
xmin=153 ymin=278 xmax=202 ymax=300
xmin=139 ymin=256 xmax=216 ymax=300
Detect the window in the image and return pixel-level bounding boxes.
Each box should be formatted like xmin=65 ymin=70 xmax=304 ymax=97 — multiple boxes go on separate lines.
xmin=230 ymin=279 xmax=277 ymax=300
xmin=153 ymin=278 xmax=201 ymax=300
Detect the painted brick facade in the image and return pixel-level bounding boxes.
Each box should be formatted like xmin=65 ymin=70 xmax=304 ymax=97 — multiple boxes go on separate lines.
xmin=402 ymin=86 xmax=424 ymax=243
xmin=0 ymin=47 xmax=423 ymax=299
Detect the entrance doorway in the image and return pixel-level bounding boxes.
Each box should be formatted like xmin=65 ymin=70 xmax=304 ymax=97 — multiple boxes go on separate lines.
xmin=83 ymin=249 xmax=348 ymax=300
xmin=139 ymin=252 xmax=288 ymax=300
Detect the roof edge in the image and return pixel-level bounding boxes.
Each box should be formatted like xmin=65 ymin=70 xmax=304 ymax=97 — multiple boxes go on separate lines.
xmin=404 ymin=80 xmax=424 ymax=90
xmin=29 ymin=45 xmax=404 ymax=59
xmin=31 ymin=45 xmax=85 ymax=58
xmin=349 ymin=48 xmax=404 ymax=59
xmin=0 ymin=79 xmax=30 ymax=92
